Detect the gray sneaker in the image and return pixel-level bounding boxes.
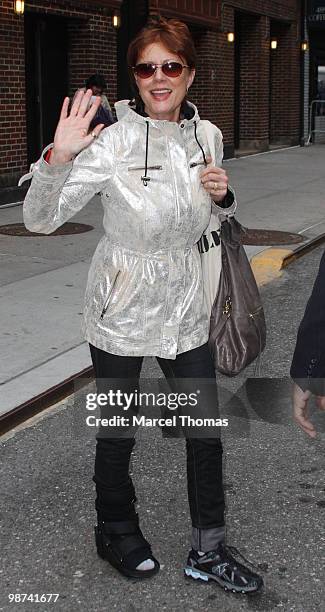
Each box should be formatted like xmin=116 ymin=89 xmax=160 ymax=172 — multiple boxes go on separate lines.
xmin=184 ymin=543 xmax=264 ymax=594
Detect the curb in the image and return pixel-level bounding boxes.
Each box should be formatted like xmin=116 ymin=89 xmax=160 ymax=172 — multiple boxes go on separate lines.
xmin=0 ymin=366 xmax=94 ymax=436
xmin=251 ymin=232 xmax=325 ymax=287
xmin=282 ymin=232 xmax=325 ymax=266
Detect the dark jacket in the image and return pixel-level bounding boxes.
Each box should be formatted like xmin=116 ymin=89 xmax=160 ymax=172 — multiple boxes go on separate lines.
xmin=290 ymin=249 xmax=325 ymax=394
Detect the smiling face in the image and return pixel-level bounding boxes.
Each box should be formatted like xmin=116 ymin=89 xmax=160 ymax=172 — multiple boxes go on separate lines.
xmin=134 ymin=41 xmax=195 ymax=122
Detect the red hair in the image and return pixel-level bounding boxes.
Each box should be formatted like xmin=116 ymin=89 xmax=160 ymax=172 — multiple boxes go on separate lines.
xmin=127 ymin=17 xmax=196 ymax=87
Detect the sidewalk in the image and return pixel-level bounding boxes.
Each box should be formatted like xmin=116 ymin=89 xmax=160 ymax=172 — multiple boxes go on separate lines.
xmin=1 ymin=145 xmax=325 ymax=415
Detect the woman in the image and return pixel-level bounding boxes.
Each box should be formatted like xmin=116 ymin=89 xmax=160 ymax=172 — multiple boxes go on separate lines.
xmin=22 ymin=18 xmax=263 ymax=594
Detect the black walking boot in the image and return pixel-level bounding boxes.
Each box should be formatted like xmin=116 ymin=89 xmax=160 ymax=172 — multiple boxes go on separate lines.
xmin=95 ymin=514 xmax=160 ymax=579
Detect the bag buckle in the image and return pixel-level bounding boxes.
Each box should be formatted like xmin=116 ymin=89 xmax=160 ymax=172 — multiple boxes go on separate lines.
xmin=223 ymin=297 xmax=232 ymax=316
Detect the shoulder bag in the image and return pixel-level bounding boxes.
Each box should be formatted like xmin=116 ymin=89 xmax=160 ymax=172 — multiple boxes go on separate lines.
xmin=201 ymin=122 xmax=266 ymax=376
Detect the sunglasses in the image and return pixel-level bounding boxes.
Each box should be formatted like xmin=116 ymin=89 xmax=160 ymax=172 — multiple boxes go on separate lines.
xmin=132 ymin=61 xmax=190 ymax=79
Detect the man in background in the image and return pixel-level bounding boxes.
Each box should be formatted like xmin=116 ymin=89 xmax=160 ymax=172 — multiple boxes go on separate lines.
xmin=73 ymin=74 xmax=115 ymax=128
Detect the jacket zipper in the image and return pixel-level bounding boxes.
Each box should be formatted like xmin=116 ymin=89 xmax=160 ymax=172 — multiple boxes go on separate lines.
xmin=128 ymin=165 xmax=162 ymax=171
xmin=99 ymin=270 xmax=121 ymax=320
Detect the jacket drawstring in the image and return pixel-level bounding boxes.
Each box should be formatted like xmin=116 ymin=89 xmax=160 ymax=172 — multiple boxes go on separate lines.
xmin=140 ymin=119 xmax=207 ymax=186
xmin=194 ymin=121 xmax=208 ymax=167
xmin=141 ymin=121 xmax=150 ymax=186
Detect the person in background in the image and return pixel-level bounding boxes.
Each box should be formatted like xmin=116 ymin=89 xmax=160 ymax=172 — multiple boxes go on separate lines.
xmin=291 ymin=250 xmax=325 ymax=438
xmin=73 ymin=74 xmax=115 ymax=128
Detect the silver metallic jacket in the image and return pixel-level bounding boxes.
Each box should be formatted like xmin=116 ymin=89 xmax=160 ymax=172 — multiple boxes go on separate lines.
xmin=22 ymin=100 xmax=236 ymax=359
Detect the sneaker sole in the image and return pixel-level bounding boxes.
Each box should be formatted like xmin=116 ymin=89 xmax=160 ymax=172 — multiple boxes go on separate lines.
xmin=184 ymin=566 xmax=263 ymax=594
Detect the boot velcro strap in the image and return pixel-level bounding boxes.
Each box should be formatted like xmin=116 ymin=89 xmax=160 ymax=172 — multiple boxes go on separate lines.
xmin=102 ymin=519 xmax=139 ymax=536
xmin=110 ymin=534 xmax=151 ymax=559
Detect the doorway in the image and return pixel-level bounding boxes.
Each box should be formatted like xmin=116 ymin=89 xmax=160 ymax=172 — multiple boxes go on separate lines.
xmin=117 ymin=0 xmax=148 ymax=100
xmin=25 ymin=13 xmax=68 ymax=164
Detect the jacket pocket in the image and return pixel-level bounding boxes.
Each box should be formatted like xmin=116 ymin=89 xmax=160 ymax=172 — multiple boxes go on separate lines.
xmin=99 ymin=270 xmax=121 ymax=320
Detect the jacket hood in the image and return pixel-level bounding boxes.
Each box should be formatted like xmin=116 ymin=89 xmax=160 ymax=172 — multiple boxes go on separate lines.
xmin=114 ymin=99 xmax=200 ymax=127
xmin=114 ymin=99 xmax=205 ymax=188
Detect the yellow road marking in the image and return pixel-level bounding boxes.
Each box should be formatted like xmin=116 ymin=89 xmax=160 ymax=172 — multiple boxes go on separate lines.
xmin=250 ymin=248 xmax=293 ymax=287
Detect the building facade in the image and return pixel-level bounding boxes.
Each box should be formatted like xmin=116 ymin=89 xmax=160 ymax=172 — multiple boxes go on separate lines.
xmin=0 ymin=0 xmax=304 ymax=187
xmin=306 ymin=1 xmax=325 ymax=142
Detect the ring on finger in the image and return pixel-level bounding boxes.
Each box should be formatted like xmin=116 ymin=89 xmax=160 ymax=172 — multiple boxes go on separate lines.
xmin=213 ymin=181 xmax=219 ymax=190
xmin=91 ymin=131 xmax=97 ymax=139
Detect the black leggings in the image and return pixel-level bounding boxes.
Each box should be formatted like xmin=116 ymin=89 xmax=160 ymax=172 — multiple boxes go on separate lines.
xmin=89 ymin=342 xmax=225 ymax=547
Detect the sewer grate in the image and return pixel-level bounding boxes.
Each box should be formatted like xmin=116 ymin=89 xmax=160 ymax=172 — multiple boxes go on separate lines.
xmin=0 ymin=222 xmax=93 ymax=236
xmin=0 ymin=223 xmax=305 ymax=245
xmin=240 ymin=228 xmax=305 ymax=246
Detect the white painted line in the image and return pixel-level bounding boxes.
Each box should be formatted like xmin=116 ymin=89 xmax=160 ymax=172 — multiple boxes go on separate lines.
xmin=298 ymin=219 xmax=325 ymax=234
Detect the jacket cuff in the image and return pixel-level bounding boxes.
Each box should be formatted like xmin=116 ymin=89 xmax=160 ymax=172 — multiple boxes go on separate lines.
xmin=292 ymin=377 xmax=325 ymax=395
xmin=18 ymin=143 xmax=73 ymax=186
xmin=38 ymin=145 xmax=74 ymax=180
xmin=212 ymin=185 xmax=237 ymax=216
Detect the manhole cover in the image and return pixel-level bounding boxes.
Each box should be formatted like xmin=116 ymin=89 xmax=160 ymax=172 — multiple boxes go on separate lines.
xmin=240 ymin=228 xmax=305 ymax=246
xmin=0 ymin=222 xmax=93 ymax=236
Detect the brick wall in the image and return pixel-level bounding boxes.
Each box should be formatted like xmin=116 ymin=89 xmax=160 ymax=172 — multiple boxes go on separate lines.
xmin=238 ymin=14 xmax=270 ymax=149
xmin=270 ymin=20 xmax=302 ymax=145
xmin=190 ymin=4 xmax=235 ymax=151
xmin=216 ymin=4 xmax=235 ymax=148
xmin=173 ymin=6 xmax=235 ymax=153
xmin=152 ymin=0 xmax=301 ymax=155
xmin=0 ymin=1 xmax=27 ymax=186
xmin=186 ymin=1 xmax=301 ymax=154
xmin=0 ymin=0 xmax=302 ymax=185
xmin=0 ymin=0 xmax=118 ymax=187
xmin=190 ymin=29 xmax=219 ymax=123
xmin=68 ymin=17 xmax=117 ymax=101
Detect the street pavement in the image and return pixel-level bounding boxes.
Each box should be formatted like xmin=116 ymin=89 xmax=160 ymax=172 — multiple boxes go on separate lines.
xmin=1 ymin=144 xmax=325 ymax=414
xmin=0 ymin=148 xmax=325 ymax=611
xmin=1 ymin=405 xmax=324 ymax=612
xmin=1 ymin=245 xmax=325 ymax=611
